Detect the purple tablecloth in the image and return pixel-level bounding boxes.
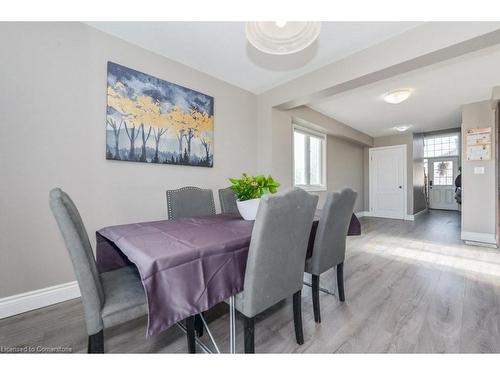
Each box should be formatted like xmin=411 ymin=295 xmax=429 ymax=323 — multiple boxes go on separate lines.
xmin=96 ymin=213 xmax=361 ymax=337
xmin=97 ymin=214 xmax=252 ymax=336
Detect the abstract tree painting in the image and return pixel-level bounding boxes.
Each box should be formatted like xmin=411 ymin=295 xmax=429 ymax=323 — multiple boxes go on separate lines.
xmin=106 ymin=62 xmax=214 ymax=167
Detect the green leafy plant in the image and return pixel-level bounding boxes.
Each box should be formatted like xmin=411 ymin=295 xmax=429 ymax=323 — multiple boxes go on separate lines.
xmin=229 ymin=174 xmax=280 ymax=201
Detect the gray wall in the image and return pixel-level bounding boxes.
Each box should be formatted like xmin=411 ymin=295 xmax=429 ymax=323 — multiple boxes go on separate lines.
xmin=270 ymin=107 xmax=371 ymax=211
xmin=0 ymin=23 xmax=258 ymax=298
xmin=327 ymin=136 xmax=365 ymax=213
xmin=461 ymin=100 xmax=497 ymax=243
xmin=412 ymin=133 xmax=427 ymax=214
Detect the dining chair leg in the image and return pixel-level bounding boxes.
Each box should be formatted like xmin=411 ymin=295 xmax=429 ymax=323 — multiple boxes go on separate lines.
xmin=243 ymin=316 xmax=255 ymax=354
xmin=337 ymin=262 xmax=345 ymax=302
xmin=292 ymin=290 xmax=304 ymax=345
xmin=311 ymin=274 xmax=321 ymax=323
xmin=194 ymin=313 xmax=204 ymax=337
xmin=87 ymin=330 xmax=104 ymax=353
xmin=186 ymin=316 xmax=196 ymax=353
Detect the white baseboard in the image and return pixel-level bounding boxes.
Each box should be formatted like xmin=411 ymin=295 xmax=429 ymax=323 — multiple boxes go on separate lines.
xmin=0 ymin=281 xmax=80 ymax=319
xmin=362 ymin=211 xmax=413 ymax=221
xmin=461 ymin=231 xmax=498 ymax=247
xmin=464 ymin=240 xmax=498 ymax=249
xmin=413 ymin=208 xmax=428 ymax=218
xmin=405 ymin=208 xmax=429 ymax=221
xmin=355 ymin=211 xmax=368 ymax=218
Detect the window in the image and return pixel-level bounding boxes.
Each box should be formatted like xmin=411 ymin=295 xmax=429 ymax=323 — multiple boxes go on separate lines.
xmin=424 ymin=134 xmax=459 ymax=158
xmin=433 ymin=160 xmax=454 ymax=185
xmin=293 ymin=125 xmax=326 ymax=191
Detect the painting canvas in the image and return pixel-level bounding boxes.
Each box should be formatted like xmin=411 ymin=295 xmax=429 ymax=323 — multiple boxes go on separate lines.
xmin=106 ymin=62 xmax=214 ymax=167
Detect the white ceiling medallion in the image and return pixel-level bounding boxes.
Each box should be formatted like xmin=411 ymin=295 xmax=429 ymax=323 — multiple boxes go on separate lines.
xmin=383 ymin=89 xmax=413 ymax=104
xmin=246 ymin=22 xmax=321 ymax=55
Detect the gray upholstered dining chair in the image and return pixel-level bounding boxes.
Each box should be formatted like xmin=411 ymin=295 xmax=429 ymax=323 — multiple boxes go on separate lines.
xmin=49 ymin=187 xmax=148 ymax=353
xmin=165 ymin=185 xmax=216 ymax=346
xmin=233 ymin=188 xmax=318 ymax=353
xmin=166 ymin=186 xmax=216 ymax=219
xmin=218 ymin=187 xmax=239 ymax=215
xmin=305 ymin=188 xmax=357 ymax=323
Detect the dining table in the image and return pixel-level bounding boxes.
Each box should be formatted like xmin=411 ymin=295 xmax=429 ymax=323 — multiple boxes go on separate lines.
xmin=95 ymin=212 xmax=361 ymax=353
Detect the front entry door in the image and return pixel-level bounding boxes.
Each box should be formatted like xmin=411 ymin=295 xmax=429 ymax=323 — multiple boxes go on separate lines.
xmin=369 ymin=145 xmax=406 ymax=220
xmin=429 ymin=157 xmax=459 ymax=210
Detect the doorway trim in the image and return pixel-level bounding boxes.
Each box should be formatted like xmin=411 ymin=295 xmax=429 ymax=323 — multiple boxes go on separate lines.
xmin=369 ymin=144 xmax=408 ymax=220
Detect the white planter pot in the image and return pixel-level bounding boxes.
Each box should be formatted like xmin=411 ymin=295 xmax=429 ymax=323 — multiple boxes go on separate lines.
xmin=236 ymin=198 xmax=261 ymax=220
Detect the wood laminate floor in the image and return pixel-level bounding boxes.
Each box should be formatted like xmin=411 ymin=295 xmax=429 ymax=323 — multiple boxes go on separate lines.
xmin=2 ymin=210 xmax=500 ymax=353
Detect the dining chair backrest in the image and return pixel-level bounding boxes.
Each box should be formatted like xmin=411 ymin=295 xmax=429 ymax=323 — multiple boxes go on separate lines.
xmin=49 ymin=188 xmax=105 ymax=335
xmin=166 ymin=186 xmax=216 ymax=219
xmin=242 ymin=188 xmax=318 ymax=317
xmin=309 ymin=188 xmax=357 ymax=275
xmin=218 ymin=187 xmax=239 ymax=215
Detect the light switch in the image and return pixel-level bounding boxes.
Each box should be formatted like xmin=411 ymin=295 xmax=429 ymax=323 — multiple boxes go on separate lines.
xmin=474 ymin=166 xmax=485 ymax=174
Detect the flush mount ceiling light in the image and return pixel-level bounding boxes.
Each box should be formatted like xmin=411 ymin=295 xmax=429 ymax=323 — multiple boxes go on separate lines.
xmin=245 ymin=22 xmax=321 ymax=55
xmin=383 ymin=89 xmax=413 ymax=104
xmin=393 ymin=124 xmax=412 ymax=132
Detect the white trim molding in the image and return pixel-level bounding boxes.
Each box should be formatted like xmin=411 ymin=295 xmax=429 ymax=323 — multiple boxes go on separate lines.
xmin=414 ymin=208 xmax=428 ymax=218
xmin=363 ymin=210 xmax=414 ymax=221
xmin=355 ymin=211 xmax=368 ymax=218
xmin=461 ymin=231 xmax=498 ymax=247
xmin=0 ymin=281 xmax=80 ymax=319
xmin=401 ymin=210 xmax=430 ymax=221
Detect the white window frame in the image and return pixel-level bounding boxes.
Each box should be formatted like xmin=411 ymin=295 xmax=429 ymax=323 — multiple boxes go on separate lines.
xmin=424 ymin=132 xmax=460 ymax=158
xmin=292 ymin=124 xmax=327 ymax=192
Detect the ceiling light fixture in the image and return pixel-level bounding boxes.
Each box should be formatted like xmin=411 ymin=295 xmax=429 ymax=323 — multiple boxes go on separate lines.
xmin=383 ymin=89 xmax=413 ymax=104
xmin=393 ymin=125 xmax=412 ymax=132
xmin=246 ymin=22 xmax=321 ymax=55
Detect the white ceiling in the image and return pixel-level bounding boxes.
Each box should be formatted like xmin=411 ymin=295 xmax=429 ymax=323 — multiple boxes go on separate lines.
xmin=310 ymin=45 xmax=500 ymax=137
xmin=88 ymin=22 xmax=500 ymax=137
xmin=87 ymin=21 xmax=421 ymax=94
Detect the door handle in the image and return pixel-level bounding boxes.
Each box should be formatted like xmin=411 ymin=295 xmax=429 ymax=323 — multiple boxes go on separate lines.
xmin=398 ymin=186 xmax=402 ymax=189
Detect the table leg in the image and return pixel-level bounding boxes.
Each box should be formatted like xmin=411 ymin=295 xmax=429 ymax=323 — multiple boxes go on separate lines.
xmin=303 ymin=273 xmax=337 ymax=297
xmin=176 ymin=322 xmax=213 ymax=354
xmin=303 ymin=280 xmax=337 ymax=296
xmin=229 ymin=295 xmax=236 ymax=354
xmin=200 ymin=313 xmax=220 ymax=354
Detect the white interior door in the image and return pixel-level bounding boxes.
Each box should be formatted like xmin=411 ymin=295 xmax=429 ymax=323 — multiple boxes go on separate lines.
xmin=369 ymin=145 xmax=406 ymax=220
xmin=428 ymin=157 xmax=459 ymax=210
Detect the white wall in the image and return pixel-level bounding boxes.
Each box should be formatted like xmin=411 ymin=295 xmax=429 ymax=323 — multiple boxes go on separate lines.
xmin=461 ymin=100 xmax=497 ymax=244
xmin=0 ymin=23 xmax=258 ymax=298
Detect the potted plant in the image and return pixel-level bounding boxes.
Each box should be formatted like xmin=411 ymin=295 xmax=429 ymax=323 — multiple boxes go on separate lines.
xmin=229 ymin=174 xmax=280 ymax=220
